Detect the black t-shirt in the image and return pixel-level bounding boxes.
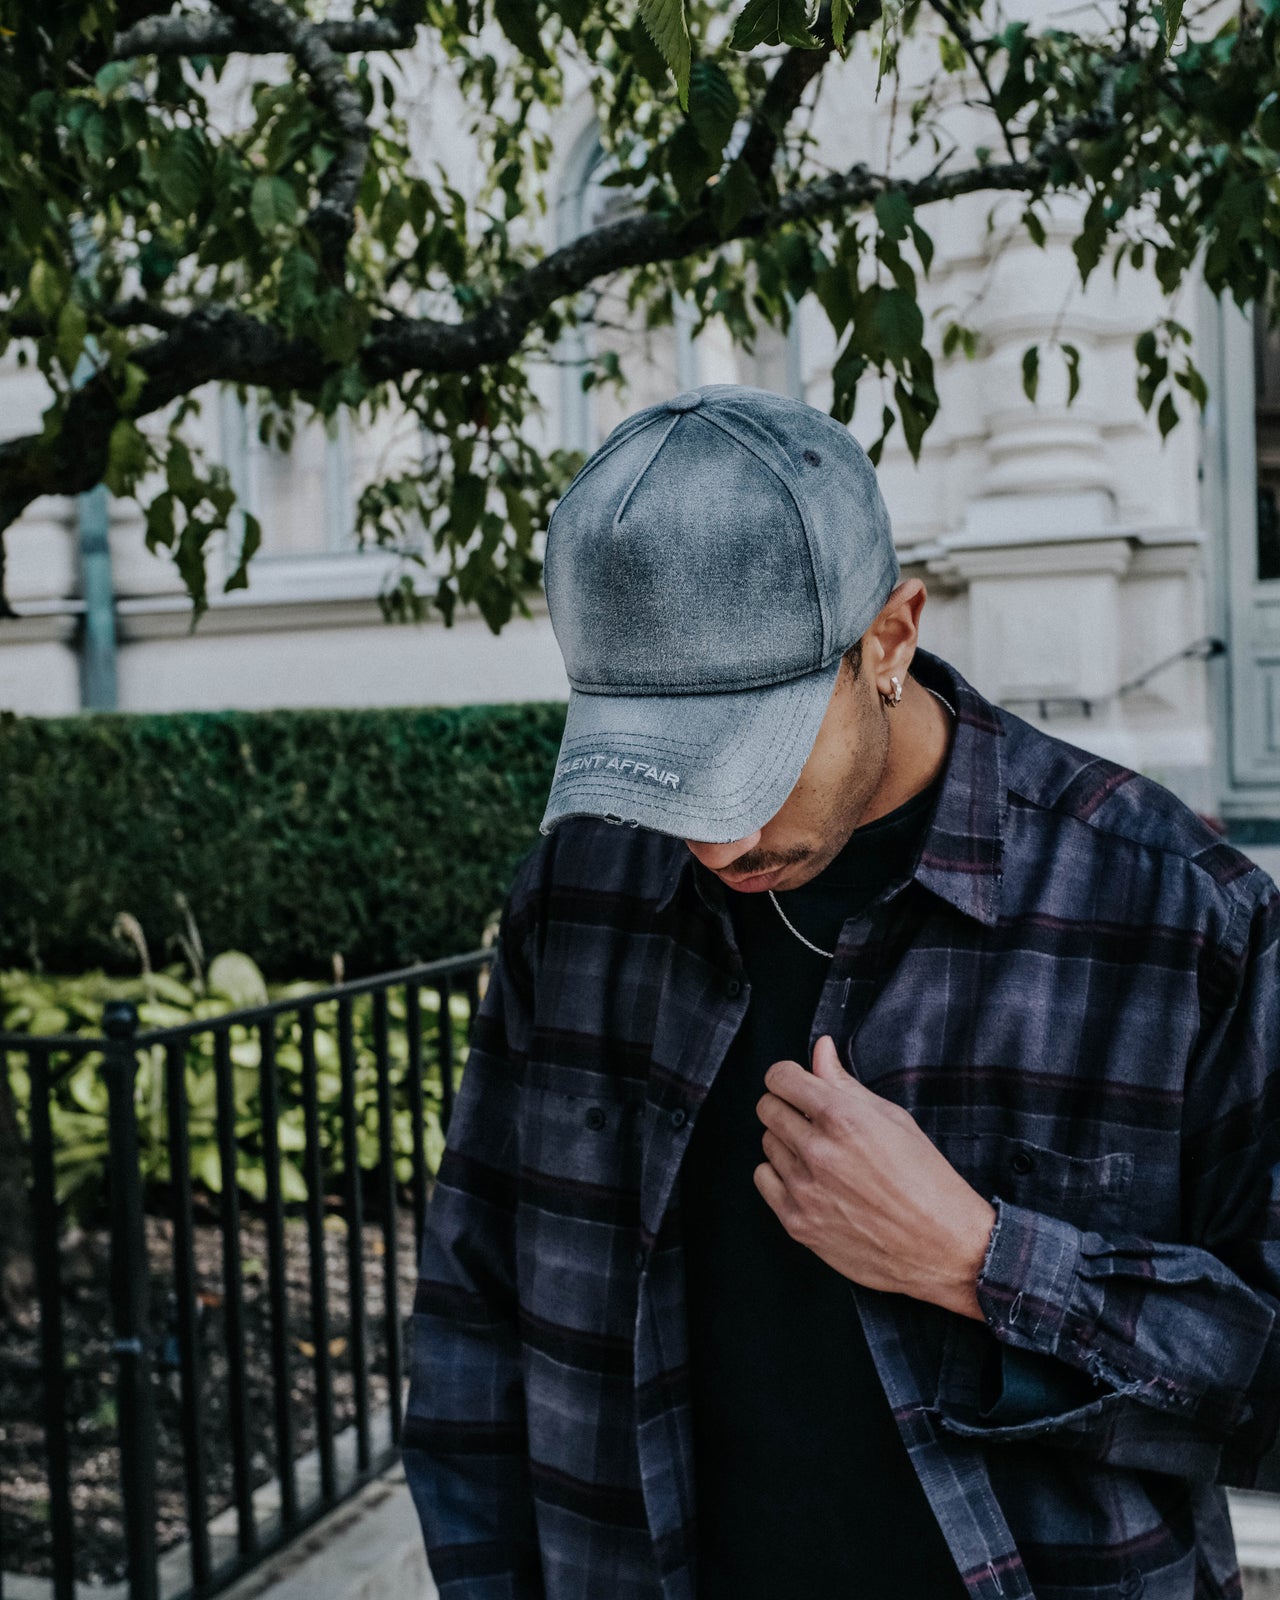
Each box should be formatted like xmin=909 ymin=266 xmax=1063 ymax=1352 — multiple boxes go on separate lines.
xmin=681 ymin=776 xmax=968 ymax=1600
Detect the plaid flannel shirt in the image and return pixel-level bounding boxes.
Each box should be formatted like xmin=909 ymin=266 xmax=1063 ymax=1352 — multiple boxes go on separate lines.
xmin=403 ymin=648 xmax=1280 ymax=1600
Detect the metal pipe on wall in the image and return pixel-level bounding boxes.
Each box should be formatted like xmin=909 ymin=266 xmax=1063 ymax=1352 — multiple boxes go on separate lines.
xmin=77 ymin=481 xmax=118 ymax=710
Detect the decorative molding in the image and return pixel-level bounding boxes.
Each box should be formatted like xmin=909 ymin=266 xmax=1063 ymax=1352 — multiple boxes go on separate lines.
xmin=0 ymin=606 xmax=81 ymax=644
xmin=930 ymin=536 xmax=1135 ymax=584
xmin=114 ymin=585 xmax=551 ymax=642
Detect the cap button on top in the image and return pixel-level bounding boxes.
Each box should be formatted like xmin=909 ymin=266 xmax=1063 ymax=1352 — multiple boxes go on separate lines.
xmin=667 ymin=390 xmax=703 ymax=412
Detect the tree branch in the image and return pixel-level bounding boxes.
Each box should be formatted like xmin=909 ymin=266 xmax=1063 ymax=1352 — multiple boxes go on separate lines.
xmin=111 ymin=7 xmax=419 ymax=61
xmin=213 ymin=0 xmax=374 ymax=278
xmin=0 ymin=150 xmax=1052 ymax=544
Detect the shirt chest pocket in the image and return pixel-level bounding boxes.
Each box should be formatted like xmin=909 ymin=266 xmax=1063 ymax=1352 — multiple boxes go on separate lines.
xmin=936 ymin=1131 xmax=1136 ymax=1235
xmin=520 ymin=1085 xmax=647 ymax=1198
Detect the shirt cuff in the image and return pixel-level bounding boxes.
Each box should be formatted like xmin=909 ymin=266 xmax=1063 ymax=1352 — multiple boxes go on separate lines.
xmin=974 ymin=1196 xmax=1083 ymax=1355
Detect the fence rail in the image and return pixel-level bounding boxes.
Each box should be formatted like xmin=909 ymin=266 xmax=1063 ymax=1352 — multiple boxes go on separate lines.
xmin=0 ymin=949 xmax=492 ymax=1600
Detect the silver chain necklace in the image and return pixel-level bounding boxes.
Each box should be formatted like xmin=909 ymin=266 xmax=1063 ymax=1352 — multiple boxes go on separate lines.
xmin=766 ymin=684 xmax=957 ymax=959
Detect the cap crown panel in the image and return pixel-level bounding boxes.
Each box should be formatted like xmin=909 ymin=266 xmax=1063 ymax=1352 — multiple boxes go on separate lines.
xmin=546 ymin=412 xmax=823 ymax=693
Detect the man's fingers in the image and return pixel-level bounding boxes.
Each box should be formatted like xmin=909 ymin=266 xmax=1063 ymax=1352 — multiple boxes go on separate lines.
xmin=763 ymin=1053 xmax=869 ymax=1120
xmin=756 ymin=1089 xmax=813 ymax=1149
xmin=753 ymin=1159 xmax=789 ymax=1216
xmin=760 ymin=1125 xmax=804 ymax=1185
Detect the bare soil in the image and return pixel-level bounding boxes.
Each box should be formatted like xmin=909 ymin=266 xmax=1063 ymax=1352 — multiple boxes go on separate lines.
xmin=0 ymin=1195 xmax=424 ymax=1586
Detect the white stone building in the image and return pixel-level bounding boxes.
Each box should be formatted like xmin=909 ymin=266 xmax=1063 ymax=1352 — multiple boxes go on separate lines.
xmin=1 ymin=30 xmax=1277 ymax=865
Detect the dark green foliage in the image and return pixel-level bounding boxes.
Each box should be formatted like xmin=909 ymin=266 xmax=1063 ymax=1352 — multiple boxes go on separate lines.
xmin=0 ymin=700 xmax=568 ymax=978
xmin=3 ymin=962 xmax=471 ymax=1216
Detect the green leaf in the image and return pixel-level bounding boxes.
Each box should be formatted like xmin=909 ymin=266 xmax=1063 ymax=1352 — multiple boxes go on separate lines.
xmin=138 ymin=237 xmax=179 ymax=292
xmin=1062 ymin=343 xmax=1081 ymax=405
xmin=1071 ymin=194 xmax=1107 ymax=285
xmin=154 ymin=129 xmax=207 ymax=217
xmin=145 ymin=492 xmax=175 ymax=553
xmin=731 ymin=0 xmax=819 ymax=52
xmin=1021 ymin=344 xmax=1040 ymax=403
xmin=689 ymin=61 xmax=738 ymax=162
xmin=830 ymin=340 xmax=868 ymax=425
xmin=938 ymin=31 xmax=965 ymax=71
xmin=250 ymin=176 xmax=298 ymax=236
xmin=1157 ymin=391 xmax=1179 ymax=437
xmin=869 ymin=287 xmax=923 ymax=364
xmin=638 ymin=0 xmax=692 ymax=108
xmin=832 ymin=0 xmax=852 ymax=50
xmin=1164 ymin=0 xmax=1184 ymax=47
xmin=867 ymin=403 xmax=896 ymax=466
xmin=56 ymin=299 xmax=87 ymax=374
xmin=28 ymin=258 xmax=63 ymax=321
xmin=104 ymin=418 xmax=149 ymax=496
xmin=279 ymin=247 xmax=320 ymax=321
xmin=815 ymin=259 xmax=856 ymax=337
xmin=874 ymin=188 xmax=912 ymax=241
xmin=493 ymin=0 xmax=552 ymax=65
xmin=908 ymin=220 xmax=934 ymax=275
xmin=667 ymin=120 xmax=718 ymax=208
xmin=224 ymin=511 xmax=262 ymax=594
xmin=710 ymin=158 xmax=761 ymax=236
xmin=626 ymin=15 xmax=674 ymax=91
xmin=449 ymin=473 xmax=486 ymax=545
xmin=1175 ymin=359 xmax=1209 ymax=410
xmin=894 ymin=376 xmax=932 ymax=461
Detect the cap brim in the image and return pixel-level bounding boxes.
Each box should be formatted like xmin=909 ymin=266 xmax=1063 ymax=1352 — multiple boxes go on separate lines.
xmin=539 ymin=656 xmax=844 ymax=844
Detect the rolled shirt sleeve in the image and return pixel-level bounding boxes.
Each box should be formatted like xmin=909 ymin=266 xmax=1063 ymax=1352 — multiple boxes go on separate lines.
xmin=965 ymin=881 xmax=1280 ymax=1488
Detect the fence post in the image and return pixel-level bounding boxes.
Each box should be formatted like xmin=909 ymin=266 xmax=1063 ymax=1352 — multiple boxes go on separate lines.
xmin=102 ymin=1000 xmax=159 ymax=1600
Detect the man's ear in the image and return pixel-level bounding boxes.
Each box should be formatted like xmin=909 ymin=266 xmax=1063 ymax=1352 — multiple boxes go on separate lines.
xmin=866 ymin=579 xmax=927 ymax=685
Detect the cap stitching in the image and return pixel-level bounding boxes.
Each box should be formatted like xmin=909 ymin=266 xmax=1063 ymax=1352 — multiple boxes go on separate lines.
xmin=611 ymin=413 xmax=682 ymax=533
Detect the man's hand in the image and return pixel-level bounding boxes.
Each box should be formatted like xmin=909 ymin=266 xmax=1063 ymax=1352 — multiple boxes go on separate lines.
xmin=754 ymin=1035 xmax=996 ymax=1321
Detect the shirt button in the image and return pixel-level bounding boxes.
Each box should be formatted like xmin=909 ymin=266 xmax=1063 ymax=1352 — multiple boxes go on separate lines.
xmin=1119 ymin=1569 xmax=1145 ymax=1598
xmin=726 ymin=977 xmax=742 ymax=997
xmin=585 ymin=1106 xmax=606 ymax=1130
xmin=1011 ymin=1149 xmax=1035 ymax=1176
xmin=670 ymin=1107 xmax=687 ymax=1128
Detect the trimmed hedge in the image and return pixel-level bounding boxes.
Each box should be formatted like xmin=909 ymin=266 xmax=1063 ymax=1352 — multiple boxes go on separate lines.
xmin=0 ymin=700 xmax=568 ymax=978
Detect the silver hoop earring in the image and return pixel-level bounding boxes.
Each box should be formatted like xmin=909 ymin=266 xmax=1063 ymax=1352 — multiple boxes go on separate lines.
xmin=880 ymin=675 xmax=903 ymax=709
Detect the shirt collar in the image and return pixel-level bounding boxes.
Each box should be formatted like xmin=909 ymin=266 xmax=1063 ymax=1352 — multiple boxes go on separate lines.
xmin=909 ymin=648 xmax=1006 ymax=926
xmin=654 ymin=648 xmax=1006 ymax=926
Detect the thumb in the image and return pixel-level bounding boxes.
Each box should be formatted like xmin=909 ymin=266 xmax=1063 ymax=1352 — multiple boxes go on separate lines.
xmin=811 ymin=1034 xmax=850 ymax=1083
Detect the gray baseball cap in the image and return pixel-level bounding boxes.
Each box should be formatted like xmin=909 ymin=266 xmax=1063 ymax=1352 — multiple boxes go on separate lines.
xmin=538 ymin=383 xmax=899 ymax=843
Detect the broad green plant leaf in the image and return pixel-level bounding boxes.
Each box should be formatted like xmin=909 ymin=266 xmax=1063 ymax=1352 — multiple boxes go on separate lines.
xmin=494 ymin=0 xmax=552 ymax=66
xmin=638 ymin=0 xmax=692 ymax=108
xmin=731 ymin=0 xmax=820 ymax=51
xmin=688 ymin=61 xmax=738 ymax=163
xmin=250 ymin=175 xmax=298 ymax=236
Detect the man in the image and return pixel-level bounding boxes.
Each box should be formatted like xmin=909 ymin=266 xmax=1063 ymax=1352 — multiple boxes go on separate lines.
xmin=403 ymin=384 xmax=1280 ymax=1600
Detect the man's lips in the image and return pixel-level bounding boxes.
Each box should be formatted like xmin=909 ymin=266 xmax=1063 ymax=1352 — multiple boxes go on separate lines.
xmin=723 ymin=865 xmax=787 ymax=892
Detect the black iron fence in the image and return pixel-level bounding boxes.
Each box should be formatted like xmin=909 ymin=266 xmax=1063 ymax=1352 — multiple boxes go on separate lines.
xmin=0 ymin=949 xmax=492 ymax=1600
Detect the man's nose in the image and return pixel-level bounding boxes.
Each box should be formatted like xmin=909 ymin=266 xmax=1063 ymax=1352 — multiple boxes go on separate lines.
xmin=685 ymin=830 xmax=763 ymax=870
